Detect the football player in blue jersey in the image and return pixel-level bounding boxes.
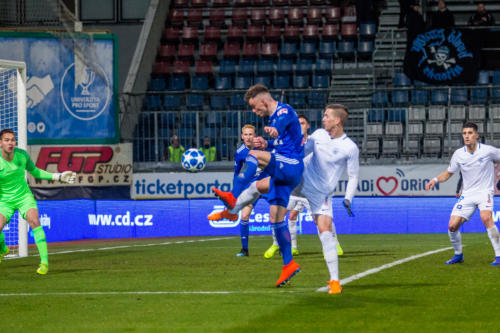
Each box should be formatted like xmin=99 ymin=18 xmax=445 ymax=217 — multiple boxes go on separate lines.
xmin=213 ymin=84 xmax=304 ymax=287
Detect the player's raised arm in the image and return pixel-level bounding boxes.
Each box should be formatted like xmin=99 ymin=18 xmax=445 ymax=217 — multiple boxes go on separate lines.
xmin=343 ymin=145 xmax=360 ymax=217
xmin=24 ymin=152 xmax=76 ymax=184
xmin=426 ymin=170 xmax=454 ymax=191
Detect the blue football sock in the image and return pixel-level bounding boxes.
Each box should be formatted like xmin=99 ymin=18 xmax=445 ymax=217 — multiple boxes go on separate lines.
xmin=240 ymin=220 xmax=249 ymax=250
xmin=232 ymin=155 xmax=259 ymax=198
xmin=272 ymin=221 xmax=293 ymax=265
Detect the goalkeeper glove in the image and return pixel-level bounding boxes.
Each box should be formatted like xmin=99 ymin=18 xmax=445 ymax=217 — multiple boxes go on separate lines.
xmin=343 ymin=199 xmax=354 ymax=217
xmin=52 ymin=171 xmax=77 ymax=184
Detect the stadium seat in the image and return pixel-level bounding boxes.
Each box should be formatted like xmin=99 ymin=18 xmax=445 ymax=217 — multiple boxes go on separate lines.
xmin=431 ymin=89 xmax=448 ymax=105
xmin=186 ymin=9 xmax=203 ymax=27
xmin=219 ymin=60 xmax=237 ymax=76
xmin=163 ymin=27 xmax=180 ymax=43
xmin=231 ymin=8 xmax=247 ymax=26
xmin=191 ymin=0 xmax=208 ymax=7
xmin=234 ymin=76 xmax=252 ymax=89
xmin=209 ymin=8 xmax=226 ymax=27
xmin=235 ymin=0 xmax=251 ymax=6
xmin=223 ymin=42 xmax=241 ymax=58
xmin=372 ymin=92 xmax=389 ymax=107
xmin=204 ymin=26 xmax=222 ymax=42
xmin=342 ymin=5 xmax=357 ymax=23
xmin=477 ymin=70 xmax=490 ymax=85
xmin=265 ymin=25 xmax=282 ymax=41
xmin=470 ymin=87 xmax=488 ymax=104
xmin=316 ymin=58 xmax=333 ymax=73
xmin=387 ymin=109 xmax=406 ymax=122
xmin=450 ymin=88 xmax=468 ymax=104
xmin=163 ymin=94 xmax=181 ymax=110
xmin=277 ymin=58 xmax=293 ymax=73
xmin=242 ymin=42 xmax=260 ymax=58
xmin=280 ymin=41 xmax=297 ymax=58
xmin=168 ymin=76 xmax=186 ymax=91
xmin=230 ymin=94 xmax=246 ymax=109
xmin=195 ymin=60 xmax=213 ymax=76
xmin=307 ymin=7 xmax=322 ymax=24
xmin=407 ymin=123 xmax=423 ymax=136
xmin=205 ymin=110 xmax=222 ymax=126
xmin=181 ymin=113 xmax=197 ymax=127
xmin=149 ymin=78 xmax=166 ymax=91
xmin=299 ymin=41 xmax=317 ymax=58
xmin=357 ymin=40 xmax=374 ymax=58
xmin=171 ymin=60 xmax=190 ymax=75
xmin=303 ymin=24 xmax=320 ymax=40
xmin=274 ymin=73 xmax=290 ymax=89
xmin=368 ymin=109 xmax=386 ymax=122
xmin=359 ymin=22 xmax=377 ymax=39
xmin=158 ymin=44 xmax=176 ymax=59
xmin=159 ymin=113 xmax=177 ymax=129
xmin=215 ymin=76 xmax=232 ymax=90
xmin=492 ymin=73 xmax=500 ymax=103
xmin=213 ymin=0 xmax=230 ymax=6
xmin=423 ymin=138 xmax=442 ymax=156
xmin=408 ymin=106 xmax=426 ymax=121
xmin=269 ymin=7 xmax=285 ymax=25
xmin=325 ymin=7 xmax=341 ymax=23
xmin=319 ymin=41 xmax=336 ymax=58
xmin=238 ymin=59 xmax=255 ymax=75
xmin=411 ymin=89 xmax=428 ymax=105
xmin=428 ymin=106 xmax=446 ymax=121
xmin=199 ymin=43 xmax=218 ymax=60
xmin=251 ymin=8 xmax=266 ymax=24
xmin=257 ymin=59 xmax=274 ymax=73
xmin=261 ymin=43 xmax=279 ymax=58
xmin=312 ymin=74 xmax=329 ymax=88
xmin=227 ymin=25 xmax=245 ymax=41
xmin=202 ymin=127 xmax=218 ymax=138
xmin=177 ymin=43 xmax=195 ymax=61
xmin=168 ymin=9 xmax=185 ymax=26
xmin=448 ymin=105 xmax=466 ymax=120
xmin=391 ymin=90 xmax=408 ymax=106
xmin=308 ymin=91 xmax=327 ymax=107
xmin=322 ymin=24 xmax=339 ymax=40
xmin=181 ymin=26 xmax=199 ymax=42
xmin=145 ymin=94 xmax=162 ymax=110
xmin=283 ymin=25 xmax=300 ymax=40
xmin=425 ymin=122 xmax=444 ymax=135
xmin=288 ymin=7 xmax=304 ymax=25
xmin=253 ymin=0 xmax=270 ymax=6
xmin=186 ymin=94 xmax=204 ymax=109
xmin=288 ymin=91 xmax=307 ymax=107
xmin=225 ymin=112 xmax=240 ymax=127
xmin=469 ymin=105 xmax=486 ymax=120
xmin=337 ymin=40 xmax=355 ymax=58
xmin=254 ymin=74 xmax=272 ymax=87
xmin=296 ymin=58 xmax=313 ymax=73
xmin=247 ymin=25 xmax=263 ymax=40
xmin=340 ymin=23 xmax=357 ymax=39
xmin=153 ymin=61 xmax=170 ymax=76
xmin=393 ymin=72 xmax=411 ymax=87
xmin=293 ymin=74 xmax=310 ymax=88
xmin=210 ymin=95 xmax=228 ymax=109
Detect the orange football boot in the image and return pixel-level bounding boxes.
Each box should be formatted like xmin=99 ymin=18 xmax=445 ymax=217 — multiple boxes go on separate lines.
xmin=212 ymin=187 xmax=237 ymax=209
xmin=275 ymin=260 xmax=301 ymax=287
xmin=207 ymin=209 xmax=238 ymax=221
xmin=327 ymin=280 xmax=342 ymax=294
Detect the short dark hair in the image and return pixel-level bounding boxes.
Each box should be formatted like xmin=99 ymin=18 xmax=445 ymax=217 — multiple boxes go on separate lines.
xmin=0 ymin=128 xmax=15 ymax=139
xmin=298 ymin=114 xmax=310 ymax=124
xmin=462 ymin=122 xmax=478 ymax=132
xmin=244 ymin=84 xmax=270 ymax=103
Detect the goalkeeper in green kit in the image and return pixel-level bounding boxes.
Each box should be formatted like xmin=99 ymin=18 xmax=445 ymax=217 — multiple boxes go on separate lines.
xmin=0 ymin=129 xmax=76 ymax=274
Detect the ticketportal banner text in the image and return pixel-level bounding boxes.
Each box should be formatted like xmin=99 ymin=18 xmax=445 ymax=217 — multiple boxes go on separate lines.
xmin=132 ymin=165 xmax=467 ymax=198
xmin=0 ymin=31 xmax=117 ymax=143
xmin=29 ymin=143 xmax=132 ymax=186
xmin=5 ymin=197 xmax=500 ymax=245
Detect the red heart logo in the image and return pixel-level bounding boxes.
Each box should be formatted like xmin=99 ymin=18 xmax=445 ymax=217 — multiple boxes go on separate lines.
xmin=376 ymin=176 xmax=399 ymax=196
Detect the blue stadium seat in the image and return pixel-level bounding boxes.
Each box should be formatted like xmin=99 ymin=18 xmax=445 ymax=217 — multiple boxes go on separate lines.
xmin=277 ymin=58 xmax=293 ymax=73
xmin=191 ymin=76 xmax=209 ymax=90
xmin=387 ymin=109 xmax=406 ymax=122
xmin=312 ymin=74 xmax=329 ymax=88
xmin=492 ymin=88 xmax=500 ymax=103
xmin=493 ymin=71 xmax=500 ymax=84
xmin=234 ymin=76 xmax=252 ymax=89
xmin=181 ymin=113 xmax=197 ymax=127
xmin=411 ymin=89 xmax=428 ymax=105
xmin=372 ymin=91 xmax=389 ymax=107
xmin=205 ymin=111 xmax=222 ymax=126
xmin=391 ymin=90 xmax=408 ymax=106
xmin=238 ymin=59 xmax=255 ymax=75
xmin=394 ymin=72 xmax=411 ymax=87
xmin=316 ymin=58 xmax=333 ymax=73
xmin=150 ymin=78 xmax=166 ymax=91
xmin=145 ymin=94 xmax=162 ymax=110
xmin=318 ymin=41 xmax=336 ymax=58
xmin=272 ymin=93 xmax=286 ymax=103
xmin=280 ymin=41 xmax=297 ymax=58
xmin=215 ymin=76 xmax=232 ymax=90
xmin=219 ymin=60 xmax=237 ymax=76
xmin=357 ymin=40 xmax=374 ymax=58
xmin=168 ymin=76 xmax=186 ymax=91
xmin=477 ymin=70 xmax=490 ymax=85
xmin=359 ymin=22 xmax=377 ymax=39
xmin=254 ymin=74 xmax=272 ymax=87
xmin=220 ymin=127 xmax=239 ymax=137
xmin=163 ymin=94 xmax=181 ymax=109
xmin=230 ymin=94 xmax=246 ymax=109
xmin=288 ymin=91 xmax=307 ymax=108
xmin=202 ymin=127 xmax=218 ymax=138
xmin=368 ymin=109 xmax=386 ymax=122
xmin=450 ymin=88 xmax=468 ymax=104
xmin=210 ymin=95 xmax=228 ymax=109
xmin=225 ymin=112 xmax=239 ymax=127
xmin=159 ymin=113 xmax=177 ymax=128
xmin=186 ymin=94 xmax=204 ymax=109
xmin=274 ymin=74 xmax=290 ymax=89
xmin=136 ymin=113 xmax=154 ymax=137
xmin=337 ymin=40 xmax=355 ymax=58
xmin=299 ymin=41 xmax=316 ymax=58
xmin=308 ymin=91 xmax=327 ymax=107
xmin=471 ymin=87 xmax=488 ymax=104
xmin=431 ymin=89 xmax=448 ymax=105
xmin=293 ymin=74 xmax=310 ymax=88
xmin=257 ymin=59 xmax=274 ymax=73
xmin=296 ymin=58 xmax=313 ymax=73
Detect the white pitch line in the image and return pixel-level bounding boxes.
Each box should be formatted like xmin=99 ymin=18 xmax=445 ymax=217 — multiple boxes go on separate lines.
xmin=3 ymin=237 xmax=235 ymax=260
xmin=316 ymin=246 xmax=453 ymax=292
xmin=0 ymin=290 xmax=300 ymax=297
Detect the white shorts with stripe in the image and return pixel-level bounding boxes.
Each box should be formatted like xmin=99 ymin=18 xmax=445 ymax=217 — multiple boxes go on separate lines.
xmin=451 ymin=191 xmax=494 ymax=221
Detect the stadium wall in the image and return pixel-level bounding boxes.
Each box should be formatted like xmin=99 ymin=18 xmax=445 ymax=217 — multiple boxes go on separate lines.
xmin=8 ymin=197 xmax=500 ymax=245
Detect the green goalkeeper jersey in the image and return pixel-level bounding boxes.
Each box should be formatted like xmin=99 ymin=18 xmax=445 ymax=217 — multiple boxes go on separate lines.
xmin=0 ymin=148 xmax=53 ymax=202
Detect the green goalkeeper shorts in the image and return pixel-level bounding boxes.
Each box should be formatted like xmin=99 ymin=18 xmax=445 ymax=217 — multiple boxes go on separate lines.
xmin=0 ymin=194 xmax=38 ymax=223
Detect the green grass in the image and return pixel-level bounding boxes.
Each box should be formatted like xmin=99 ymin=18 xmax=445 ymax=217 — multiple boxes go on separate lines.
xmin=1 ymin=234 xmax=499 ymax=332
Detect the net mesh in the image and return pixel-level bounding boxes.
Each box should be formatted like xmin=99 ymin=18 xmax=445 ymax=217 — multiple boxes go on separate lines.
xmin=0 ymin=67 xmax=20 ymax=257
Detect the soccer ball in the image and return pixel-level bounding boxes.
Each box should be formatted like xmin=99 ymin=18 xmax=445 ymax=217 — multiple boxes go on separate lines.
xmin=181 ymin=148 xmax=206 ymax=172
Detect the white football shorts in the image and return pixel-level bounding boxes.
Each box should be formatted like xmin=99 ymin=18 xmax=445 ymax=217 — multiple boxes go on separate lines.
xmin=292 ymin=183 xmax=333 ymax=217
xmin=451 ymin=191 xmax=494 ymax=221
xmin=286 ymin=195 xmax=311 ymax=212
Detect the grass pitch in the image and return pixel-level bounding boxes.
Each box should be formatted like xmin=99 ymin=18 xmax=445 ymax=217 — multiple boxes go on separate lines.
xmin=1 ymin=233 xmax=499 ymax=332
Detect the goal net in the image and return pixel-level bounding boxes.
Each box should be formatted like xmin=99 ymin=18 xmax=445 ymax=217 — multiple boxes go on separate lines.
xmin=0 ymin=60 xmax=28 ymax=258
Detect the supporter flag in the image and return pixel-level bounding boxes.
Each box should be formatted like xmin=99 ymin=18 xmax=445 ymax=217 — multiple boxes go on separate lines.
xmin=403 ymin=28 xmax=480 ymax=84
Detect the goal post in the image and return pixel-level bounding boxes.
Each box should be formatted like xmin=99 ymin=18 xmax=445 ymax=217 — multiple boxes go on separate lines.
xmin=0 ymin=60 xmax=28 ymax=258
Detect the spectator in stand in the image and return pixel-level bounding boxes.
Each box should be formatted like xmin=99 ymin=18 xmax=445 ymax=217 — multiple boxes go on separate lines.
xmin=406 ymin=1 xmax=426 ymax=50
xmin=468 ymin=3 xmax=495 ymax=26
xmin=430 ymin=0 xmax=455 ymax=29
xmin=201 ymin=136 xmax=216 ymax=162
xmin=398 ymin=0 xmax=412 ymax=28
xmin=166 ymin=135 xmax=185 ymax=162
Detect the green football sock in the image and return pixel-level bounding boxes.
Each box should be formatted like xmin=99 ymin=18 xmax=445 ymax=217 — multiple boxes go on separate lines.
xmin=0 ymin=231 xmax=7 ymax=252
xmin=33 ymin=226 xmax=48 ymax=265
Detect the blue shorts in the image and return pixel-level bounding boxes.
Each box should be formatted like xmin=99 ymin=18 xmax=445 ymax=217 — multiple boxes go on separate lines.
xmin=264 ymin=153 xmax=304 ymax=208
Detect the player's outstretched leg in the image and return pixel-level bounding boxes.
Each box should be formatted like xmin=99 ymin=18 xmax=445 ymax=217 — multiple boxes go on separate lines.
xmin=207 ymin=209 xmax=238 ymax=221
xmin=273 ymin=221 xmax=300 ymax=287
xmin=319 ymin=231 xmax=341 ymax=294
xmin=212 ymin=187 xmax=237 ymax=210
xmin=33 ymin=226 xmax=49 ymax=275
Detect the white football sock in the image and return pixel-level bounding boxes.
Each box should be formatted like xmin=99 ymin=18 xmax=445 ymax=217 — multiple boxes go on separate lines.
xmin=319 ymin=231 xmax=339 ymax=281
xmin=331 ymin=221 xmax=340 ymax=246
xmin=487 ymin=225 xmax=500 ymax=257
xmin=271 ymin=229 xmax=278 ymax=247
xmin=448 ymin=230 xmax=462 ymax=255
xmin=288 ymin=219 xmax=298 ymax=249
xmin=230 ymin=181 xmax=260 ymax=214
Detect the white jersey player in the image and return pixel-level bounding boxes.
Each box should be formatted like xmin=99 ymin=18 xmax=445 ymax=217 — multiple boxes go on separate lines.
xmin=292 ymin=104 xmax=359 ymax=294
xmin=426 ymin=122 xmax=500 ymax=266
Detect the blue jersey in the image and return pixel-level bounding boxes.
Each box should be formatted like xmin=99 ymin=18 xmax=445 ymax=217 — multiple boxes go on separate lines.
xmin=234 ymin=143 xmax=250 ymax=177
xmin=266 ymin=102 xmax=304 ymax=159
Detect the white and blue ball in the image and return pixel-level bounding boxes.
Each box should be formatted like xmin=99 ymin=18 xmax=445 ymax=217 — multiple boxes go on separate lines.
xmin=181 ymin=148 xmax=206 ymax=172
